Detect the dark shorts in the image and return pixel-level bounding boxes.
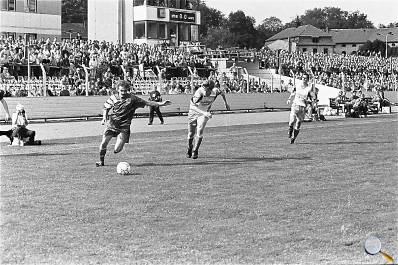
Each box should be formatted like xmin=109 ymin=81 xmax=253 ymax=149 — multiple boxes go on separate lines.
xmin=104 ymin=127 xmax=130 ymax=143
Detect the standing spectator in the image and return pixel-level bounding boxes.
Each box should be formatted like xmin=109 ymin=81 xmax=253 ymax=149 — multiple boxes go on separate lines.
xmin=147 ymin=85 xmax=164 ymax=125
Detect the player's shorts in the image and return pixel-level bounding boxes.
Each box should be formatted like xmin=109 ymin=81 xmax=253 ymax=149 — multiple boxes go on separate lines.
xmin=188 ymin=114 xmax=209 ymax=138
xmin=290 ymin=104 xmax=306 ymax=122
xmin=104 ymin=127 xmax=130 ymax=143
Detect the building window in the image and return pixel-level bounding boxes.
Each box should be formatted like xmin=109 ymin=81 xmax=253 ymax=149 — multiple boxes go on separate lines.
xmin=323 ymin=48 xmax=328 ymax=54
xmin=178 ymin=23 xmax=189 ymax=41
xmin=302 ymin=48 xmax=307 ymax=52
xmin=133 ymin=0 xmax=145 ymax=6
xmin=352 ymin=44 xmax=356 ymax=47
xmin=157 ymin=8 xmax=166 ymax=18
xmin=8 ymin=0 xmax=15 ymax=11
xmin=313 ymin=48 xmax=317 ymax=53
xmin=342 ymin=44 xmax=346 ymax=47
xmin=191 ymin=24 xmax=198 ymax=42
xmin=134 ymin=22 xmax=145 ymax=39
xmin=147 ymin=22 xmax=158 ymax=39
xmin=26 ymin=0 xmax=37 ymax=12
xmin=168 ymin=0 xmax=176 ymax=8
xmin=312 ymin=37 xmax=319 ymax=43
xmin=25 ymin=33 xmax=37 ymax=41
xmin=1 ymin=0 xmax=15 ymax=10
xmin=158 ymin=23 xmax=166 ymax=39
xmin=186 ymin=0 xmax=194 ymax=10
xmin=1 ymin=32 xmax=16 ymax=39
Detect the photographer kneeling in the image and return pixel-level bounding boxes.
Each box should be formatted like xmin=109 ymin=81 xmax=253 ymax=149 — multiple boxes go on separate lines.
xmin=11 ymin=104 xmax=41 ymax=146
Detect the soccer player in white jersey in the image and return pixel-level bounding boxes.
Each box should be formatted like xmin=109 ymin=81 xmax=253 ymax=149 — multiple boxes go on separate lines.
xmin=286 ymin=73 xmax=314 ymax=144
xmin=187 ymin=79 xmax=230 ymax=159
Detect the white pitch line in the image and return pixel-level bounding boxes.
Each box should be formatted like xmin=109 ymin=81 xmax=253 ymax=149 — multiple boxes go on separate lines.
xmin=4 ymin=117 xmax=395 ymax=155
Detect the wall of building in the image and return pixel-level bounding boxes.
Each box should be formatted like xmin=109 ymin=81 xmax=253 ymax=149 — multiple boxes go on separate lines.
xmin=0 ymin=0 xmax=61 ymax=14
xmin=88 ymin=0 xmax=122 ymax=43
xmin=333 ymin=43 xmax=361 ymax=54
xmin=0 ymin=0 xmax=61 ymax=38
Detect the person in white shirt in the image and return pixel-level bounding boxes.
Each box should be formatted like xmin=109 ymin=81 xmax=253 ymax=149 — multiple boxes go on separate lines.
xmin=286 ymin=73 xmax=314 ymax=144
xmin=186 ymin=79 xmax=230 ymax=159
xmin=11 ymin=104 xmax=41 ymax=146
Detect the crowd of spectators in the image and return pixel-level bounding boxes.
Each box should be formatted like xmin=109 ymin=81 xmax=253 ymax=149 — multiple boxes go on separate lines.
xmin=259 ymin=49 xmax=398 ymax=92
xmin=0 ymin=35 xmax=397 ymax=98
xmin=0 ymin=35 xmax=217 ymax=96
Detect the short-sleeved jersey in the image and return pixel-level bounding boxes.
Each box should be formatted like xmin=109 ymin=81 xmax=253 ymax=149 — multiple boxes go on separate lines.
xmin=189 ymin=86 xmax=222 ymax=113
xmin=0 ymin=90 xmax=4 ymax=101
xmin=292 ymin=83 xmax=313 ymax=107
xmin=104 ymin=94 xmax=147 ymax=129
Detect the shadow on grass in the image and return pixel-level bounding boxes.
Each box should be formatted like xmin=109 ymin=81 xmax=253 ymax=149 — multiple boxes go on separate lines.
xmin=135 ymin=155 xmax=311 ymax=167
xmin=298 ymin=141 xmax=392 ymax=145
xmin=0 ymin=152 xmax=85 ymax=157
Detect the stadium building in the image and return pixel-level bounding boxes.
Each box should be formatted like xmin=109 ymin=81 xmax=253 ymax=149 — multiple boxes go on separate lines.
xmin=265 ymin=25 xmax=335 ymax=54
xmin=88 ymin=0 xmax=201 ymax=45
xmin=266 ymin=25 xmax=398 ymax=56
xmin=329 ymin=28 xmax=398 ymax=55
xmin=0 ymin=0 xmax=61 ymax=40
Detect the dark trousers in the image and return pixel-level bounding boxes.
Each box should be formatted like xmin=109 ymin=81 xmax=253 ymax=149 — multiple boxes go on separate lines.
xmin=12 ymin=126 xmax=36 ymax=143
xmin=149 ymin=106 xmax=164 ymax=124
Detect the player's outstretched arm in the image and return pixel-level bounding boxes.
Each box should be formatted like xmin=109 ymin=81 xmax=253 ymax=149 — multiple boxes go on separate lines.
xmin=145 ymin=100 xmax=172 ymax=108
xmin=101 ymin=109 xmax=110 ymax=125
xmin=1 ymin=99 xmax=11 ymax=121
xmin=287 ymin=91 xmax=295 ymax=105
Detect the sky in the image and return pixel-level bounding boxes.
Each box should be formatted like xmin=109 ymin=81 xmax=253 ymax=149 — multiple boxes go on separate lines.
xmin=205 ymin=0 xmax=398 ymax=27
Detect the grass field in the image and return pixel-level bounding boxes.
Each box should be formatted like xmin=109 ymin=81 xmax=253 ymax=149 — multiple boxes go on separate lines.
xmin=1 ymin=114 xmax=397 ymax=265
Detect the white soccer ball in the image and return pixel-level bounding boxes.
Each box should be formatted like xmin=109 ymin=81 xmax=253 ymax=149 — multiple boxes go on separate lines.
xmin=117 ymin=162 xmax=131 ymax=175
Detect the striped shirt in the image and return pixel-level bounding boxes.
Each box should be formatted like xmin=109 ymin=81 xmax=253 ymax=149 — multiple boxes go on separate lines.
xmin=104 ymin=94 xmax=147 ymax=129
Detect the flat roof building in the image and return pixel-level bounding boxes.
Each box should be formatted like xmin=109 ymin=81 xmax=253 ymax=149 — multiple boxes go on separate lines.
xmin=0 ymin=0 xmax=61 ymax=40
xmin=88 ymin=0 xmax=201 ymax=45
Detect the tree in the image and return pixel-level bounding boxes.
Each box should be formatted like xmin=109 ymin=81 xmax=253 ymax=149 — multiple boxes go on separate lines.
xmin=379 ymin=22 xmax=398 ymax=28
xmin=285 ymin=7 xmax=374 ymax=30
xmin=197 ymin=5 xmax=225 ymax=37
xmin=284 ymin=16 xmax=303 ymax=28
xmin=346 ymin=11 xmax=374 ymax=29
xmin=256 ymin=17 xmax=283 ymax=48
xmin=358 ymin=39 xmax=388 ymax=56
xmin=226 ymin=10 xmax=257 ymax=48
xmin=202 ymin=27 xmax=234 ymax=49
xmin=62 ymin=0 xmax=87 ymax=23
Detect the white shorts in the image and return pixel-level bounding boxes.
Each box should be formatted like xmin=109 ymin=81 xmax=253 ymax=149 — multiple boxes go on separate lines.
xmin=289 ymin=104 xmax=306 ymax=123
xmin=188 ymin=114 xmax=209 ymax=138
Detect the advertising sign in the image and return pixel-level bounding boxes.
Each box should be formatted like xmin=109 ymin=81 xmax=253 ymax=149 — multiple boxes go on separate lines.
xmin=169 ymin=11 xmax=196 ymax=23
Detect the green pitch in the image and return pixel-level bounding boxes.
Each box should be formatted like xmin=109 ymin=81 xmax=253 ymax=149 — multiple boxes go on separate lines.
xmin=1 ymin=115 xmax=397 ymax=264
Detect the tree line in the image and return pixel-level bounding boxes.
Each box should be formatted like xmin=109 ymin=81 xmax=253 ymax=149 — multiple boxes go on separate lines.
xmin=197 ymin=3 xmax=397 ymax=49
xmin=62 ymin=0 xmax=397 ymax=50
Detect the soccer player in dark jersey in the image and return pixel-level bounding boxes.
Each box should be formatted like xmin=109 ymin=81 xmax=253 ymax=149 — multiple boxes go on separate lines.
xmin=96 ymin=80 xmax=171 ymax=167
xmin=0 ymin=90 xmax=13 ymax=143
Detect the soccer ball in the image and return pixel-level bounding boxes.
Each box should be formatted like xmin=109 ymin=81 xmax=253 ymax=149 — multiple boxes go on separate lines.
xmin=117 ymin=162 xmax=131 ymax=175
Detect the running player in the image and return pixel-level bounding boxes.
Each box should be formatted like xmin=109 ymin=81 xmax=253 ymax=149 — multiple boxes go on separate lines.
xmin=96 ymin=80 xmax=171 ymax=167
xmin=286 ymin=73 xmax=314 ymax=144
xmin=186 ymin=79 xmax=230 ymax=159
